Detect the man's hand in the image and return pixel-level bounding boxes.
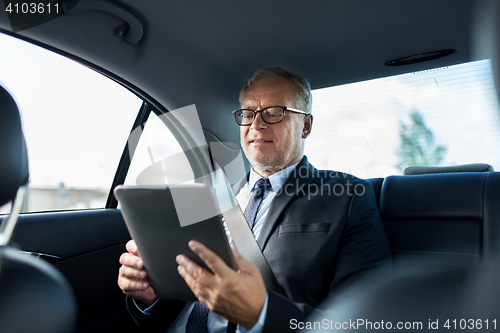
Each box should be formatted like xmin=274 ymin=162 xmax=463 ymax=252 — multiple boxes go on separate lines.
xmin=176 ymin=240 xmax=267 ymax=329
xmin=118 ymin=240 xmax=158 ymax=306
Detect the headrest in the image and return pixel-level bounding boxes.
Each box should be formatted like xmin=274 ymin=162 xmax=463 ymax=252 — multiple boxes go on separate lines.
xmin=0 ymin=86 xmax=29 ymax=207
xmin=0 ymin=247 xmax=77 ymax=333
xmin=404 ymin=163 xmax=494 ymax=175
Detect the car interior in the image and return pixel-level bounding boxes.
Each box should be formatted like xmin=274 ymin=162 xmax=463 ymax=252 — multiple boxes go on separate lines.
xmin=0 ymin=0 xmax=500 ymax=332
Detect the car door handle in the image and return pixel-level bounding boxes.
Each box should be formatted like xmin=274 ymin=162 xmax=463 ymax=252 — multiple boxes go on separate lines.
xmin=21 ymin=251 xmax=63 ymax=263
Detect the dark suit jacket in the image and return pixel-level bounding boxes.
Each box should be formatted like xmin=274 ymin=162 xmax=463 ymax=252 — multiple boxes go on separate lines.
xmin=128 ymin=156 xmax=391 ymax=332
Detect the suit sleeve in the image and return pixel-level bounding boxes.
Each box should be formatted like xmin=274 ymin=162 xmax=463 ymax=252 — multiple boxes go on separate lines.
xmin=125 ymin=297 xmax=186 ymax=332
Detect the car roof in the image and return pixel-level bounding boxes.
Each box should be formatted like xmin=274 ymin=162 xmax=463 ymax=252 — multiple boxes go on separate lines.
xmin=0 ymin=0 xmax=486 ymax=144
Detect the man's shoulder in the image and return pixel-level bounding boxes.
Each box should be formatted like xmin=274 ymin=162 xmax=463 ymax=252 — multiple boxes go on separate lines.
xmin=313 ymin=169 xmax=368 ymax=184
xmin=292 ymin=160 xmax=370 ymax=186
xmin=280 ymin=162 xmax=375 ymax=201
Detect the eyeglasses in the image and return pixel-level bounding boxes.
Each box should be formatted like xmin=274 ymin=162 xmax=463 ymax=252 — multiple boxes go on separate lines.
xmin=232 ymin=106 xmax=309 ymax=126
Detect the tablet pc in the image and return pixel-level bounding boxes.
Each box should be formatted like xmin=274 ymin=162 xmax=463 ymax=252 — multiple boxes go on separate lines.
xmin=114 ymin=183 xmax=236 ymax=301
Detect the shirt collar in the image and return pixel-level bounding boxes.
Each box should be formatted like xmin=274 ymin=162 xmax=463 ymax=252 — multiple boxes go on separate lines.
xmin=248 ymin=160 xmax=301 ymax=194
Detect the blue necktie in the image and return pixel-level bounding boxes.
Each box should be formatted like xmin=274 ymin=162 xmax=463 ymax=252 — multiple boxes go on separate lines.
xmin=243 ymin=178 xmax=271 ymax=230
xmin=186 ymin=301 xmax=209 ymax=333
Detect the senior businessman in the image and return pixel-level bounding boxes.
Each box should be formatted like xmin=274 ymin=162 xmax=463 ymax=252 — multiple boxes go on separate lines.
xmin=118 ymin=67 xmax=391 ymax=332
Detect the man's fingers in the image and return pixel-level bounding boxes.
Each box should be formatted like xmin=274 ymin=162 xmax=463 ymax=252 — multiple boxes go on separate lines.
xmin=118 ymin=274 xmax=149 ymax=291
xmin=117 ymin=275 xmax=158 ymax=306
xmin=119 ymin=252 xmax=144 ymax=270
xmin=118 ymin=241 xmax=158 ymax=306
xmin=176 ymin=254 xmax=211 ymax=283
xmin=177 ymin=240 xmax=239 ymax=307
xmin=176 ymin=241 xmax=266 ymax=327
xmin=119 ymin=264 xmax=147 ymax=280
xmin=177 ymin=255 xmax=213 ymax=300
xmin=188 ymin=240 xmax=233 ymax=277
xmin=126 ymin=239 xmax=140 ymax=256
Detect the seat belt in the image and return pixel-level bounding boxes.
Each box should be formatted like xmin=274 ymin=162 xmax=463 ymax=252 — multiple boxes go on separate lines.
xmin=212 ymin=164 xmax=285 ymax=296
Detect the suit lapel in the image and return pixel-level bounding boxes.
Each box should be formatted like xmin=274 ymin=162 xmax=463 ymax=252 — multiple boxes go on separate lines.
xmin=257 ymin=156 xmax=317 ymax=250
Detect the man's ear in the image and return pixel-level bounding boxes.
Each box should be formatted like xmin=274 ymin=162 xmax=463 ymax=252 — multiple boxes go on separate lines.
xmin=302 ymin=114 xmax=313 ymax=138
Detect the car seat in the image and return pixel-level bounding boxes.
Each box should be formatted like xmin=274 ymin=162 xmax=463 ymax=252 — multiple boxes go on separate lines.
xmin=0 ymin=85 xmax=77 ymax=333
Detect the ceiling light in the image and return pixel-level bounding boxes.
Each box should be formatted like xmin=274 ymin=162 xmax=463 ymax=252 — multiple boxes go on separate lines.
xmin=385 ymin=49 xmax=456 ymax=66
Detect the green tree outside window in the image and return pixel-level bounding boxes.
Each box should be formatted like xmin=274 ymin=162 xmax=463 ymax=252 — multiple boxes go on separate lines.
xmin=396 ymin=111 xmax=447 ymax=172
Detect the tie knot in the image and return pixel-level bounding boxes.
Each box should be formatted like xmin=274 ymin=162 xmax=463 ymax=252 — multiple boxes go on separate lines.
xmin=252 ymin=178 xmax=271 ymax=197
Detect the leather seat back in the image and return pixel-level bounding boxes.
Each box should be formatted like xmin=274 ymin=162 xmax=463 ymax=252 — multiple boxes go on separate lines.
xmin=0 ymin=86 xmax=28 ymax=206
xmin=368 ymin=172 xmax=500 ymax=269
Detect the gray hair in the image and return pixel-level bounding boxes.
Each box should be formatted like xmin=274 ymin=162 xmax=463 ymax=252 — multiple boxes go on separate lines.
xmin=239 ymin=68 xmax=313 ymax=114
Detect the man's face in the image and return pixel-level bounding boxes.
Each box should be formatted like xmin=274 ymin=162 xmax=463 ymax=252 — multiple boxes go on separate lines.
xmin=240 ymin=77 xmax=312 ymax=176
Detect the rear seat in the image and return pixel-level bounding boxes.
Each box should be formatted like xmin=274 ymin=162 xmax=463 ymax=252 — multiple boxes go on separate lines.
xmin=367 ymin=168 xmax=500 ymax=269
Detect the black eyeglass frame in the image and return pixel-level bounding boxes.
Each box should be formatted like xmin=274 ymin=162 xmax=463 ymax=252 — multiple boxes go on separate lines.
xmin=231 ymin=106 xmax=309 ymax=126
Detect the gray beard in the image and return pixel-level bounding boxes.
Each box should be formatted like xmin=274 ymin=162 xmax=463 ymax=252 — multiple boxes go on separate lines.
xmin=248 ymin=149 xmax=301 ymax=175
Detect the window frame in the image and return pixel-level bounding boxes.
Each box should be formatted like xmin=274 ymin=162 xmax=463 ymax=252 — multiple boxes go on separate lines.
xmin=0 ymin=30 xmax=209 ymax=212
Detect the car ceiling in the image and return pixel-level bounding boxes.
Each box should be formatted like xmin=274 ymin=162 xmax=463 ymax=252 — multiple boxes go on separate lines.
xmin=0 ymin=0 xmax=486 ymax=145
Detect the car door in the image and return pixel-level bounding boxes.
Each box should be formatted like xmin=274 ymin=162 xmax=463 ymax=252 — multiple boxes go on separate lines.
xmin=0 ymin=31 xmax=197 ymax=332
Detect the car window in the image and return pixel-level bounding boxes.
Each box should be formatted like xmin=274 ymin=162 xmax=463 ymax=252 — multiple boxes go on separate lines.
xmin=124 ymin=112 xmax=194 ymax=187
xmin=0 ymin=32 xmax=143 ymax=213
xmin=305 ymin=59 xmax=500 ymax=178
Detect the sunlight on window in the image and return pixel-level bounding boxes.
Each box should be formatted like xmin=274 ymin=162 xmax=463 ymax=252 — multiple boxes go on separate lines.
xmin=124 ymin=113 xmax=194 ymax=186
xmin=0 ymin=32 xmax=142 ymax=212
xmin=305 ymin=60 xmax=500 ymax=179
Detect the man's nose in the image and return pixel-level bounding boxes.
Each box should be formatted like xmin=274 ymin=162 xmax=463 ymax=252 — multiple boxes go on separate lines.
xmin=251 ymin=111 xmax=267 ymax=129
